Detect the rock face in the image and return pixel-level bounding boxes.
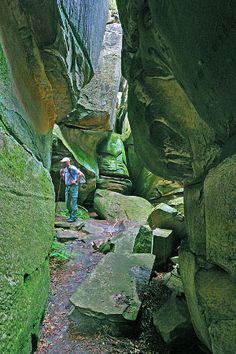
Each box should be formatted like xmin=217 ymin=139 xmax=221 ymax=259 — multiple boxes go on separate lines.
xmin=94 ymin=189 xmax=153 ymax=222
xmin=0 ymin=129 xmax=55 ymax=353
xmin=51 ymin=19 xmax=124 ymax=202
xmin=116 ymin=1 xmax=236 ymax=352
xmin=126 ymin=134 xmax=183 ymax=203
xmin=78 ymin=22 xmax=123 ymax=130
xmin=97 ymin=133 xmax=132 ymax=194
xmin=0 ymin=1 xmax=108 ymax=352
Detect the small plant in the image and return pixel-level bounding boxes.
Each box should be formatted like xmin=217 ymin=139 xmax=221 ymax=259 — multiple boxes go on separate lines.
xmin=77 ymin=208 xmax=90 ymax=220
xmin=57 ymin=206 xmax=90 ymax=220
xmin=49 ymin=240 xmax=71 ymax=261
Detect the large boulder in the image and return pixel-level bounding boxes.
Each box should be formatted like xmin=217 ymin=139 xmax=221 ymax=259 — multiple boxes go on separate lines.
xmin=70 ymin=252 xmax=155 ymax=336
xmin=94 ymin=189 xmax=153 ymax=222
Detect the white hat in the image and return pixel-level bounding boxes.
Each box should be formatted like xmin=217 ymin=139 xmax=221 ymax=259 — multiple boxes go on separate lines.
xmin=60 ymin=157 xmax=71 ymax=163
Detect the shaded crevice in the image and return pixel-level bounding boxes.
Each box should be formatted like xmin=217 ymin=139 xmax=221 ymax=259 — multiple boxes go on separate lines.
xmin=31 ymin=333 xmax=38 ymax=353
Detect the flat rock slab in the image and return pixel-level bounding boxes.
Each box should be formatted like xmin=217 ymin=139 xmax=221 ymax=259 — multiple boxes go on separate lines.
xmin=81 ymin=223 xmax=105 ymax=235
xmin=112 ymin=223 xmax=141 ymax=254
xmin=70 ymin=252 xmax=155 ymax=336
xmin=56 ymin=230 xmax=79 ymax=242
xmin=54 ymin=221 xmax=71 ymax=229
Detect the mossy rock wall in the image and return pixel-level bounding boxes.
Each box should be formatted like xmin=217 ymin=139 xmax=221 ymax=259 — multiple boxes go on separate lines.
xmin=0 ymin=1 xmax=109 ymax=352
xmin=0 ymin=37 xmax=55 ymax=354
xmin=0 ymin=129 xmax=55 ymax=354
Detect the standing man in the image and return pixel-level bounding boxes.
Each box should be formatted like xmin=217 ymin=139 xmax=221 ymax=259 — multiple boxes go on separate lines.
xmin=60 ymin=157 xmax=84 ymax=222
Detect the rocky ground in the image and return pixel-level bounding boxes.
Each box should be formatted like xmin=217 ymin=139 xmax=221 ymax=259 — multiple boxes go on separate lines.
xmin=36 ymin=214 xmax=204 ymax=354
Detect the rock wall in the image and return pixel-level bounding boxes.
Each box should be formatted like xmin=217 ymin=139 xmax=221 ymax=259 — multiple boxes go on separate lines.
xmin=117 ymin=1 xmax=236 ymax=352
xmin=0 ymin=1 xmax=108 ymax=352
xmin=51 ymin=19 xmax=123 ymax=202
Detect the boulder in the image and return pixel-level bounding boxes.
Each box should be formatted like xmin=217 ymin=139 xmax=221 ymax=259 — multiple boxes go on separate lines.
xmin=70 ymin=252 xmax=155 ymax=335
xmin=162 ymin=269 xmax=184 ymax=295
xmin=194 ymin=266 xmax=236 ymax=353
xmin=148 ymin=203 xmax=186 ymax=241
xmin=151 ymin=228 xmax=175 ymax=269
xmin=112 ymin=223 xmax=142 ymax=254
xmin=153 ymin=293 xmax=193 ymax=345
xmin=94 ymin=189 xmax=153 ymax=222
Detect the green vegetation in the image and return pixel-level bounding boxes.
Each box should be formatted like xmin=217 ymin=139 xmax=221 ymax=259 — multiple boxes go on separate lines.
xmin=49 ymin=240 xmax=73 ymax=261
xmin=58 ymin=205 xmax=90 ymax=220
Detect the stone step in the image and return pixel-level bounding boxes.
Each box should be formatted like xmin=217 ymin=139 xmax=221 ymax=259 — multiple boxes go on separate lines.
xmin=69 ymin=252 xmax=155 ymax=336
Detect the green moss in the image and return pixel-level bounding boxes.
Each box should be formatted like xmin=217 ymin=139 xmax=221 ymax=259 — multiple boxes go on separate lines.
xmin=0 ymin=262 xmax=50 ymax=354
xmin=133 ymin=226 xmax=152 ymax=253
xmin=0 ymin=45 xmax=10 ymax=87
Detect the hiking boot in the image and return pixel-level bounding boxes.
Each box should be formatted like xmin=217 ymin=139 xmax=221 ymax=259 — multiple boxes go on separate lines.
xmin=67 ymin=218 xmax=76 ymax=222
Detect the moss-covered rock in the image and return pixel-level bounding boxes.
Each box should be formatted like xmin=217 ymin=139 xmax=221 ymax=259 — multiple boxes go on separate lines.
xmin=0 ymin=129 xmax=54 ymax=353
xmin=133 ymin=225 xmax=152 ymax=253
xmin=179 ymin=246 xmax=211 ymax=349
xmin=205 ymin=154 xmax=236 ymax=275
xmin=94 ymin=189 xmax=153 ymax=222
xmin=116 ymin=1 xmax=236 ymax=351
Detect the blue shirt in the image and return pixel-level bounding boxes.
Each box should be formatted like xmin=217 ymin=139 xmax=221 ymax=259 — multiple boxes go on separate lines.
xmin=64 ymin=165 xmax=79 ymax=186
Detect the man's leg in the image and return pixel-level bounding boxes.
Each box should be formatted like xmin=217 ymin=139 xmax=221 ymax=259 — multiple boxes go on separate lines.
xmin=70 ymin=185 xmax=79 ymax=221
xmin=65 ymin=186 xmax=72 ymax=219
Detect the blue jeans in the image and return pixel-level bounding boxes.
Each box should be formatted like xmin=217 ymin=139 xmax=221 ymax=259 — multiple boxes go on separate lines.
xmin=65 ymin=184 xmax=79 ymax=220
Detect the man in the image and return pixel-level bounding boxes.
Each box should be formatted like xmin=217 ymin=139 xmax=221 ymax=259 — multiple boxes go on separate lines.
xmin=60 ymin=157 xmax=84 ymax=222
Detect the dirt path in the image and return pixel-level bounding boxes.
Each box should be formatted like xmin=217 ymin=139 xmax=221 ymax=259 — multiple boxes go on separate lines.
xmin=36 ymin=217 xmax=203 ymax=354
